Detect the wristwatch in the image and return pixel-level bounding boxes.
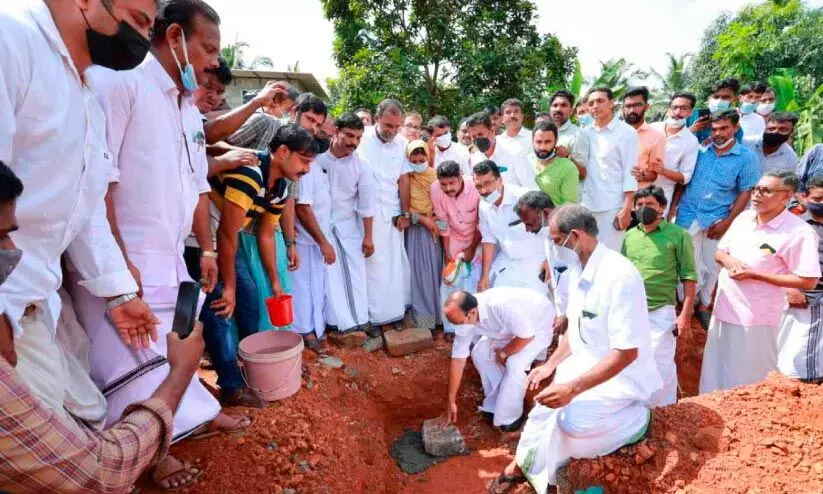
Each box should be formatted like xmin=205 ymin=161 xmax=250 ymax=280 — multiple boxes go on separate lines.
xmin=410 ymin=212 xmax=420 ymax=225
xmin=285 ymin=239 xmax=296 ymax=248
xmin=201 ymin=250 xmax=218 ymax=259
xmin=106 ymin=292 xmax=137 ymax=312
xmin=401 ymin=211 xmax=410 ymax=219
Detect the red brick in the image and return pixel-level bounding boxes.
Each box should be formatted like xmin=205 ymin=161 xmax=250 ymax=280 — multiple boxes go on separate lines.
xmin=383 ymin=327 xmax=433 ymax=357
xmin=327 ymin=331 xmax=367 ymax=349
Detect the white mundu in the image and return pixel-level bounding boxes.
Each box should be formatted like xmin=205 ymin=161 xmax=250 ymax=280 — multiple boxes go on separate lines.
xmin=479 ymin=184 xmax=548 ymax=295
xmin=359 ymin=126 xmax=411 ymax=325
xmin=314 ymin=150 xmax=377 ymax=332
xmin=516 ymin=244 xmax=661 ymax=493
xmin=452 ymin=287 xmax=555 ymax=426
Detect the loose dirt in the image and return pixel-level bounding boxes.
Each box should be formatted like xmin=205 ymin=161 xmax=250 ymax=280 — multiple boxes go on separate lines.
xmin=138 ymin=318 xmax=823 ymax=494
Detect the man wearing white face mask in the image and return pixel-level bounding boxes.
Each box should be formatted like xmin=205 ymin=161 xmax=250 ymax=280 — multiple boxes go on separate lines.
xmin=670 ymin=110 xmax=760 ymax=331
xmin=738 ymin=83 xmax=767 ymax=140
xmin=474 ymin=161 xmax=548 ymax=296
xmin=429 ymin=115 xmax=471 ymax=175
xmin=758 ymin=87 xmax=777 ymax=121
xmin=648 ymin=92 xmax=700 ymax=217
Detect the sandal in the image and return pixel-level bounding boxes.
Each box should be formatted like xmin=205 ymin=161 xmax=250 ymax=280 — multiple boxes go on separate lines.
xmin=488 ymin=473 xmax=528 ymax=494
xmin=189 ymin=414 xmax=254 ymax=441
xmin=151 ymin=456 xmax=203 ymax=491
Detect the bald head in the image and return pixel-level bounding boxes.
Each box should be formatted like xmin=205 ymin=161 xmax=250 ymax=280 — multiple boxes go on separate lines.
xmin=443 ymin=290 xmax=479 ymax=325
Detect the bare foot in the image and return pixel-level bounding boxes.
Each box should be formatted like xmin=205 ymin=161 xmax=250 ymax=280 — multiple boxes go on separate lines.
xmin=151 ymin=455 xmax=201 ymax=490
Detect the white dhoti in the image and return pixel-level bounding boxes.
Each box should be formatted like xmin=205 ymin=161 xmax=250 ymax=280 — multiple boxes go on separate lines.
xmin=516 ymin=385 xmax=650 ymax=493
xmin=366 ymin=218 xmax=410 ymax=325
xmin=440 ymin=254 xmax=482 ymax=334
xmin=490 ymin=254 xmax=548 ymax=296
xmin=13 ymin=289 xmax=108 ymax=434
xmin=471 ymin=333 xmax=552 ymax=426
xmin=70 ymin=282 xmax=220 ymax=440
xmin=292 ymin=243 xmax=329 ymax=338
xmin=647 ymin=305 xmax=677 ymax=407
xmin=591 ymin=208 xmax=624 ymax=252
xmin=699 ymin=317 xmax=779 ymax=394
xmin=326 ymin=221 xmax=370 ymax=332
xmin=689 ymin=224 xmax=721 ymax=307
xmin=778 ymin=299 xmax=823 ymax=381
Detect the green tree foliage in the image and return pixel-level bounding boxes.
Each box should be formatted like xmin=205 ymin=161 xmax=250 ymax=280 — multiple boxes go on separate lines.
xmin=589 ymin=58 xmax=646 ymax=102
xmin=321 ymin=0 xmax=575 ymax=121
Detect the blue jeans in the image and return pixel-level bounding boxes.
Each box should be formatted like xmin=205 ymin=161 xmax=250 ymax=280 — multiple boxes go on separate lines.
xmin=200 ymin=250 xmax=260 ymax=394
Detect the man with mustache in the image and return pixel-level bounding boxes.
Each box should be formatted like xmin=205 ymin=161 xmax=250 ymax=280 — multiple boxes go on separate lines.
xmin=623 ymin=86 xmax=666 ymax=191
xmin=547 ymin=90 xmax=589 ymax=185
xmin=498 ymin=98 xmax=532 ymax=158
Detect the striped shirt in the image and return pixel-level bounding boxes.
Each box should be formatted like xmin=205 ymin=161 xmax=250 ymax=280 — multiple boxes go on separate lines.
xmin=0 ymin=357 xmax=173 ymax=493
xmin=209 ymin=152 xmax=289 ymax=228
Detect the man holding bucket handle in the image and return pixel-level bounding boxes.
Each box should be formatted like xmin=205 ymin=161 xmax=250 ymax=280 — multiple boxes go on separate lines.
xmin=202 ymin=124 xmax=317 ymax=405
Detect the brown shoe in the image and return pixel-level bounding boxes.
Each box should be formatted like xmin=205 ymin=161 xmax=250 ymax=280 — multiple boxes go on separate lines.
xmin=221 ymin=386 xmax=267 ymax=409
xmin=303 ymin=333 xmax=323 ymax=353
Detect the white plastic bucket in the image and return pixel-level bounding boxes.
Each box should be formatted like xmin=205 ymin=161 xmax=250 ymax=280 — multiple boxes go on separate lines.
xmin=238 ymin=331 xmax=304 ymax=401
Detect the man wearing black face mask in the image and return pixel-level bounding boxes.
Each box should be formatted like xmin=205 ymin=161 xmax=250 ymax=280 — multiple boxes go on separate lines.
xmin=744 ymin=112 xmax=799 ymax=174
xmin=467 ymin=112 xmax=535 ymax=188
xmin=621 ymin=186 xmax=697 ymax=407
xmin=0 ymin=0 xmax=160 ymax=457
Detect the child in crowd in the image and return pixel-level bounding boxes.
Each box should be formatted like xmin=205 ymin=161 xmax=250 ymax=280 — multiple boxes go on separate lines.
xmin=405 ymin=140 xmax=443 ymax=330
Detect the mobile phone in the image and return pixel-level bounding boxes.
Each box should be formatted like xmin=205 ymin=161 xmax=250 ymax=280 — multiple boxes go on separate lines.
xmin=698 ymin=108 xmax=711 ymax=119
xmin=612 ymin=217 xmax=622 ymax=231
xmin=172 ymin=281 xmax=200 ymax=339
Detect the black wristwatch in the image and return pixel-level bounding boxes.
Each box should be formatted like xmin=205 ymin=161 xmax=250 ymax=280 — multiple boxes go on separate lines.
xmin=285 ymin=239 xmax=296 ymax=248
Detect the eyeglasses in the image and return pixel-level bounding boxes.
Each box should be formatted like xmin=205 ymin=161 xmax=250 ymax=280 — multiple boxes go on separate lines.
xmin=403 ymin=124 xmax=421 ymax=130
xmin=751 ymin=186 xmax=792 ymax=197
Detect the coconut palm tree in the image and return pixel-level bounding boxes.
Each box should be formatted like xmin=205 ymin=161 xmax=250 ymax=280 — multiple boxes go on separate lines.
xmin=650 ymin=53 xmax=692 ymax=95
xmin=221 ymin=36 xmax=275 ymax=70
xmin=589 ymin=58 xmax=647 ymax=101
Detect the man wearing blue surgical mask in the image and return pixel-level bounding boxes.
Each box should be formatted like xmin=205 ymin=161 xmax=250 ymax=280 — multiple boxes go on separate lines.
xmin=690 ymin=78 xmax=744 ymax=144
xmin=738 ymin=82 xmax=767 ymax=141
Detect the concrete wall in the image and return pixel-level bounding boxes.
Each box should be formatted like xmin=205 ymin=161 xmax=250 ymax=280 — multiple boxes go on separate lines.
xmin=225 ymin=75 xmax=313 ymax=108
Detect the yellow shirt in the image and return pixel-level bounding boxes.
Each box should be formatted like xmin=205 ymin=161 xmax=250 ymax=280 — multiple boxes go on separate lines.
xmin=409 ymin=168 xmax=437 ymax=215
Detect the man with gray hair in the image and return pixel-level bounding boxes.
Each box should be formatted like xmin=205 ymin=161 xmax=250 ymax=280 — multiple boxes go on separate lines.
xmin=701 ymin=170 xmax=820 ymax=393
xmin=489 ymin=204 xmax=661 ymax=494
xmin=359 ymin=99 xmax=412 ymax=332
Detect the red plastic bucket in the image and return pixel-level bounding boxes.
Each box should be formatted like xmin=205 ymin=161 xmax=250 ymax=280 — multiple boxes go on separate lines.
xmin=266 ymin=294 xmax=294 ymax=326
xmin=238 ymin=331 xmax=304 ymax=402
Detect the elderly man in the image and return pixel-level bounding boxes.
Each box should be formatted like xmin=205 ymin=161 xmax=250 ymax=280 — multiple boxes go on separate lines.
xmin=0 ymin=0 xmax=159 ymax=438
xmin=547 ymin=90 xmax=589 ymax=183
xmin=431 ymin=160 xmax=482 ymax=337
xmin=672 ymin=109 xmax=760 ymax=330
xmin=360 ymin=99 xmax=412 ymax=331
xmin=780 ymin=175 xmax=823 ymax=382
xmin=581 ymin=87 xmax=639 ymax=251
xmin=701 ymin=171 xmax=821 ymax=393
xmin=443 ymin=288 xmax=555 ymax=431
xmin=498 ymin=98 xmax=532 ymax=157
xmin=355 ymin=108 xmax=373 ymax=127
xmin=474 ymin=161 xmax=547 ymax=295
xmin=490 ymin=204 xmax=661 ymax=494
xmin=648 ymin=92 xmax=700 ymax=216
xmin=429 ymin=115 xmax=471 ymax=175
xmin=745 ymin=112 xmax=799 ymax=174
xmin=467 ymin=112 xmax=535 ymax=188
xmin=622 ymin=186 xmax=697 ymax=406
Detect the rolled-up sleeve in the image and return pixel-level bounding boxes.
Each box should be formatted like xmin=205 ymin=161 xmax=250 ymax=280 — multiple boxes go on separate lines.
xmin=355 ymin=156 xmax=377 ymax=218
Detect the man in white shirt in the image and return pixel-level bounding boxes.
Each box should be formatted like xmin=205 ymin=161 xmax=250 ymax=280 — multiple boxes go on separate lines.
xmin=548 ymin=90 xmax=589 ymax=183
xmin=429 ymin=115 xmax=471 ymax=175
xmin=467 ymin=112 xmax=535 ymax=188
xmin=739 ymin=82 xmax=767 ymax=140
xmin=490 ymin=204 xmax=661 ymax=494
xmin=745 ymin=112 xmax=799 ymax=174
xmin=498 ymin=98 xmax=533 ymax=158
xmin=580 ymin=87 xmax=639 ymax=251
xmin=0 ymin=0 xmax=159 ymax=432
xmin=457 ymin=117 xmax=473 ymax=148
xmin=649 ymin=92 xmax=700 ymax=216
xmin=443 ymin=288 xmax=554 ymax=430
xmin=71 ymin=4 xmax=251 ymax=486
xmin=474 ymin=161 xmax=547 ymax=295
xmin=359 ymin=99 xmax=412 ymax=330
xmin=308 ymin=112 xmax=377 ymax=339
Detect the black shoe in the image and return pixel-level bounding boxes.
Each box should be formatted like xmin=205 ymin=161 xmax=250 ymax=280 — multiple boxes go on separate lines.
xmin=365 ymin=324 xmax=382 ymax=338
xmin=497 ymin=415 xmax=524 ymax=433
xmin=302 ymin=333 xmax=323 ymax=353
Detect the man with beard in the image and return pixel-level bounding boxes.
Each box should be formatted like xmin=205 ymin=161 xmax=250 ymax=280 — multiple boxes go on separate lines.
xmin=359 ymin=99 xmax=412 ymax=332
xmin=467 ymin=112 xmax=535 ymax=188
xmin=498 ymin=98 xmax=532 ymax=158
xmin=671 ymin=110 xmax=760 ymax=330
xmin=745 ymin=112 xmax=799 ymax=174
xmin=623 ymin=87 xmax=666 ymax=190
xmin=580 ymin=87 xmax=639 ymax=251
xmin=429 ymin=115 xmax=471 ymax=175
xmin=547 ymin=90 xmax=589 ymax=183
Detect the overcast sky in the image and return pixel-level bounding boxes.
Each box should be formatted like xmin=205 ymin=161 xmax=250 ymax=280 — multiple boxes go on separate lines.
xmin=207 ymin=0 xmax=823 ymax=90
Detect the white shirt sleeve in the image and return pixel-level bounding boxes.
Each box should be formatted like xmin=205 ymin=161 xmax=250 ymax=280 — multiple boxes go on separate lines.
xmin=297 ymin=168 xmax=314 ymax=206
xmin=0 ymin=31 xmax=22 ymax=163
xmin=606 ymin=269 xmax=647 ymax=350
xmin=355 ymin=155 xmax=377 ymax=218
xmin=571 ymin=130 xmax=590 ymax=169
xmin=621 ymin=130 xmax=640 ymax=193
xmin=451 ymin=326 xmax=474 ymax=359
xmin=87 ymin=67 xmax=136 ymax=183
xmin=479 ymin=207 xmax=494 ymax=244
xmin=66 ymin=195 xmax=139 ymax=297
xmin=681 ymin=137 xmax=699 ymax=184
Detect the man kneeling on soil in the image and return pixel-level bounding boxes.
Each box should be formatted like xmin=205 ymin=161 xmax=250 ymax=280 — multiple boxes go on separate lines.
xmin=443 ymin=287 xmax=555 ymax=432
xmin=489 ymin=204 xmax=661 ymax=494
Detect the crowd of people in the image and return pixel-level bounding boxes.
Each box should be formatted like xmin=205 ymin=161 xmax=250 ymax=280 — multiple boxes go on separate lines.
xmin=2 ymin=0 xmax=823 ymax=493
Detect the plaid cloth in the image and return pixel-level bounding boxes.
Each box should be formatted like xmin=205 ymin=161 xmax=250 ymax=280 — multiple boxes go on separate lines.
xmin=0 ymin=358 xmax=173 ymax=493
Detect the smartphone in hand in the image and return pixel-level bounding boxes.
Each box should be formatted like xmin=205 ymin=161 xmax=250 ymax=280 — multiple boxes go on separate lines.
xmin=172 ymin=281 xmax=200 ymax=339
xmin=697 ymin=108 xmax=711 ymax=119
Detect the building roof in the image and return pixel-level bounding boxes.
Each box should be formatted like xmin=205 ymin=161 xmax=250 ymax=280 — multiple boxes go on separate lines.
xmin=230 ymin=69 xmax=328 ymax=100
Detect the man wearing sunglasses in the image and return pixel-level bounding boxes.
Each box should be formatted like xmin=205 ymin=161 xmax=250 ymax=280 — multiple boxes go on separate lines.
xmin=701 ymin=170 xmax=820 ymax=394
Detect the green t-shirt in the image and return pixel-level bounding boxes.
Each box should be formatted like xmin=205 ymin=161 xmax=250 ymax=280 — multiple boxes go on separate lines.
xmin=621 ymin=220 xmax=698 ymax=310
xmin=530 ymin=155 xmax=579 ymax=206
